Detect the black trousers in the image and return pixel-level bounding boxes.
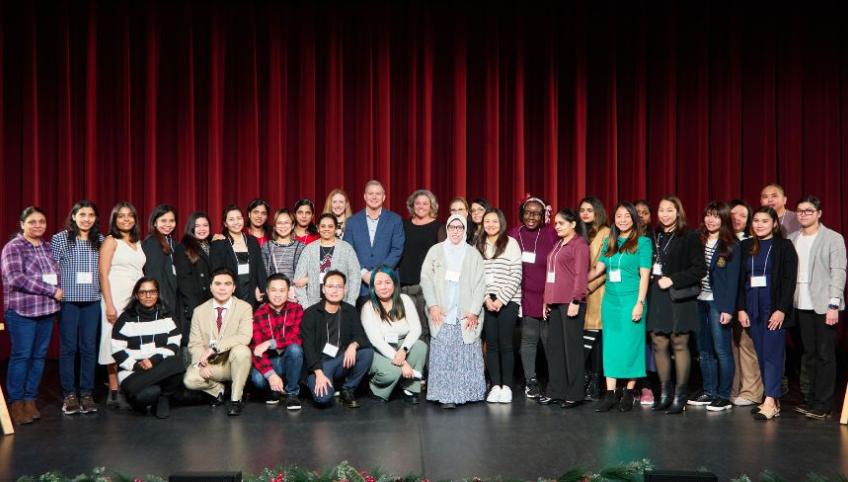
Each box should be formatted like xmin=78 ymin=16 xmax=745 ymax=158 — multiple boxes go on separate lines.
xmin=545 ymin=303 xmax=586 ymax=401
xmin=126 ymin=372 xmax=184 ymax=410
xmin=797 ymin=309 xmax=838 ymax=412
xmin=483 ymin=301 xmax=520 ymax=387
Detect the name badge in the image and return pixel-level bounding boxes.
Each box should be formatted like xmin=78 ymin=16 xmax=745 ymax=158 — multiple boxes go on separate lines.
xmin=76 ymin=272 xmax=93 ymax=284
xmin=485 ymin=273 xmax=495 ymax=285
xmin=546 ymin=271 xmax=556 ymax=283
xmin=384 ymin=333 xmax=399 ymax=344
xmin=445 ymin=270 xmax=460 ymax=282
xmin=751 ymin=275 xmax=767 ymax=288
xmin=609 ymin=269 xmax=622 ymax=283
xmin=521 ymin=251 xmax=536 ymax=264
xmin=322 ymin=343 xmax=339 ymax=358
xmin=42 ymin=273 xmax=58 ymax=285
xmin=172 ymin=265 xmax=177 ymax=276
xmin=237 ymin=263 xmax=250 ymax=275
xmin=319 ymin=272 xmax=326 ymax=284
xmin=140 ymin=342 xmax=156 ymax=358
xmin=652 ymin=263 xmax=663 ymax=276
xmin=797 ymin=271 xmax=810 ymax=283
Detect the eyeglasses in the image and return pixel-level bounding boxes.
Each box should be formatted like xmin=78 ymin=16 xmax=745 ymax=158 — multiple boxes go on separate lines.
xmin=796 ymin=209 xmax=818 ymax=216
xmin=447 ymin=225 xmax=464 ymax=232
xmin=138 ymin=290 xmax=159 ymax=297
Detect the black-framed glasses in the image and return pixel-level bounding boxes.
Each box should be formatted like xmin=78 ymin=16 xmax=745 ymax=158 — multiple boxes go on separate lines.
xmin=796 ymin=209 xmax=818 ymax=216
xmin=138 ymin=290 xmax=159 ymax=297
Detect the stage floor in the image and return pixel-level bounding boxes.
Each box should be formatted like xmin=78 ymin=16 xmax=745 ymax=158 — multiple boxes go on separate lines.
xmin=3 ymin=366 xmax=848 ymax=481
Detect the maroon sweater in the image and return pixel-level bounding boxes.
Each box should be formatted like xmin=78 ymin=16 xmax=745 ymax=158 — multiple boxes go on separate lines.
xmin=508 ymin=224 xmax=558 ymax=317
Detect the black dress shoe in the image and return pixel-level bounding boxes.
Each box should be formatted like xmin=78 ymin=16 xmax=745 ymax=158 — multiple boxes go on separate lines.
xmin=402 ymin=392 xmax=421 ymax=405
xmin=227 ymin=400 xmax=244 ymax=416
xmin=560 ymin=400 xmax=582 ymax=409
xmin=340 ymin=389 xmax=360 ymax=408
xmin=209 ymin=391 xmax=225 ymax=407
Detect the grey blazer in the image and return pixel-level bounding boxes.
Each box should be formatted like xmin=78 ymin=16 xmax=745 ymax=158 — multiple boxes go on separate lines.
xmin=788 ymin=225 xmax=847 ymax=314
xmin=293 ymin=240 xmax=361 ymax=308
xmin=419 ymin=243 xmax=486 ymax=344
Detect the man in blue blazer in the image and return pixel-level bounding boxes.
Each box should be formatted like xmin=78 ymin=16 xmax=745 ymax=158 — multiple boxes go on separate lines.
xmin=343 ymin=180 xmax=405 ymax=303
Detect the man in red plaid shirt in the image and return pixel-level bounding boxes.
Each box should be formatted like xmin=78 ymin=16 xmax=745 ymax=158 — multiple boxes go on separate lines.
xmin=250 ymin=274 xmax=305 ymax=410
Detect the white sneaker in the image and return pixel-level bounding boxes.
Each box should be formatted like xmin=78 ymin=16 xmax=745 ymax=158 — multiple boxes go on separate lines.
xmin=733 ymin=397 xmax=757 ymax=406
xmin=499 ymin=385 xmax=513 ymax=403
xmin=486 ymin=385 xmax=502 ymax=403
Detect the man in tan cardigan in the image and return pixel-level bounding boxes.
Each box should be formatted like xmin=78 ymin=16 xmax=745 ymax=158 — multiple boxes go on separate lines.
xmin=183 ymin=268 xmax=254 ymax=416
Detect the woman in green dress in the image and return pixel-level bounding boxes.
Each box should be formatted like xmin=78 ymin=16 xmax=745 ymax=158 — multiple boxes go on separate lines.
xmin=590 ymin=202 xmax=652 ymax=412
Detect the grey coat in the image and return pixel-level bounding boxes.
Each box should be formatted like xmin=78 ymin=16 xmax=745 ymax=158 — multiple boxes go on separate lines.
xmin=787 ymin=225 xmax=847 ymax=314
xmin=419 ymin=243 xmax=486 ymax=344
xmin=293 ymin=240 xmax=361 ymax=308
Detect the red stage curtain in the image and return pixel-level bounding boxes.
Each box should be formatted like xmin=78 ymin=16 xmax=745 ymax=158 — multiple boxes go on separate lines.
xmin=2 ymin=1 xmax=848 ymax=354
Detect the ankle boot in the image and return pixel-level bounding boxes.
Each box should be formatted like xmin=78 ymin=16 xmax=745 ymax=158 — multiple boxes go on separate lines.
xmin=652 ymin=382 xmax=673 ymax=411
xmin=666 ymin=384 xmax=688 ymax=415
xmin=595 ymin=388 xmax=621 ymax=412
xmin=588 ymin=373 xmax=602 ymax=401
xmin=619 ymin=389 xmax=635 ymax=412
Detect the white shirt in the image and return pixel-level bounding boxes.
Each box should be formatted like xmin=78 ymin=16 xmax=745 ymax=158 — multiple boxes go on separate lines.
xmin=793 ymin=231 xmax=818 ymax=310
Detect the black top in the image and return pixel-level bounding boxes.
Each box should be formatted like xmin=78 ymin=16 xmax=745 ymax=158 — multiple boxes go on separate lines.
xmin=646 ymin=229 xmax=707 ymax=334
xmin=736 ymin=236 xmax=799 ymax=327
xmin=209 ymin=234 xmax=267 ymax=310
xmin=141 ymin=235 xmax=180 ymax=317
xmin=301 ymin=301 xmax=371 ymax=372
xmin=398 ymin=219 xmax=445 ymax=285
xmin=173 ymin=243 xmax=212 ymax=338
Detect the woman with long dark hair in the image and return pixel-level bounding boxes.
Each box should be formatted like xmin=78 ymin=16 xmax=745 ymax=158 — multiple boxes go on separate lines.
xmin=141 ymin=205 xmax=179 ymax=317
xmin=690 ymin=202 xmax=740 ymax=412
xmin=468 ymin=198 xmax=491 ymax=245
xmin=477 ymin=208 xmax=522 ymax=403
xmin=210 ymin=204 xmax=267 ymax=309
xmin=293 ymin=213 xmax=361 ymax=308
xmin=51 ymin=200 xmax=105 ymax=415
xmin=246 ymin=198 xmax=272 ymax=247
xmin=293 ymin=199 xmax=320 ymax=245
xmin=590 ymin=202 xmax=652 ymax=413
xmin=737 ymin=207 xmax=798 ymax=420
xmin=542 ymin=209 xmax=590 ymax=408
xmin=174 ymin=212 xmax=213 ymax=339
xmin=99 ymin=202 xmax=146 ymax=408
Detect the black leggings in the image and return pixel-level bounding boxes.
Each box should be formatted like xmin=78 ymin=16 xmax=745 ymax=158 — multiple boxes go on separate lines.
xmin=483 ymin=301 xmax=520 ymax=387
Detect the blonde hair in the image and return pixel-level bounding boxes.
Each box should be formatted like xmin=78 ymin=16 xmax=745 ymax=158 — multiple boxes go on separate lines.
xmin=406 ymin=189 xmax=439 ymax=218
xmin=322 ymin=189 xmax=352 ymax=220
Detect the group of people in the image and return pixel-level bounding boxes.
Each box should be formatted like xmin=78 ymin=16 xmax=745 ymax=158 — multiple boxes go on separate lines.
xmin=2 ymin=181 xmax=844 ymax=424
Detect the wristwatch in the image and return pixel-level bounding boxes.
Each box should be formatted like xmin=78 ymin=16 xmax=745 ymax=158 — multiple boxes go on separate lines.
xmin=401 ymin=346 xmax=409 ymax=353
xmin=828 ymin=304 xmax=839 ymax=311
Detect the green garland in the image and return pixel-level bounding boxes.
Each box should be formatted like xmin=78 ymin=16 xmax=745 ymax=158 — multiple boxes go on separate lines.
xmin=15 ymin=460 xmax=848 ymax=482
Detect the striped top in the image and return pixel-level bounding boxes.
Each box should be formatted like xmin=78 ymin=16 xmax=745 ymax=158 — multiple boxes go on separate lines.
xmin=699 ymin=238 xmax=718 ymax=301
xmin=481 ymin=236 xmax=523 ymax=305
xmin=111 ymin=305 xmax=182 ymax=383
xmin=261 ymin=238 xmax=306 ymax=280
xmin=51 ymin=231 xmax=105 ymax=302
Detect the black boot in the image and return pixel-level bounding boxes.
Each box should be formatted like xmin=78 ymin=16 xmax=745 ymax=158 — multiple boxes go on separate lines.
xmin=666 ymin=384 xmax=688 ymax=415
xmin=652 ymin=382 xmax=672 ymax=411
xmin=595 ymin=388 xmax=621 ymax=412
xmin=619 ymin=388 xmax=635 ymax=412
xmin=587 ymin=373 xmax=602 ymax=401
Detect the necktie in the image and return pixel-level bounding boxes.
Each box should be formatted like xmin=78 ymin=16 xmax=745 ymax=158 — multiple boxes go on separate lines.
xmin=216 ymin=307 xmax=225 ymax=332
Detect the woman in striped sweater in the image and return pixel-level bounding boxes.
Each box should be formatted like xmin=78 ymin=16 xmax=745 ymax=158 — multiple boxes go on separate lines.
xmin=111 ymin=277 xmax=184 ymax=418
xmin=477 ymin=208 xmax=523 ymax=403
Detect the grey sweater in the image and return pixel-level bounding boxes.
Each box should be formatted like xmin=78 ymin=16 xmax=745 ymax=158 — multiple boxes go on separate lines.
xmin=293 ymin=239 xmax=361 ymax=308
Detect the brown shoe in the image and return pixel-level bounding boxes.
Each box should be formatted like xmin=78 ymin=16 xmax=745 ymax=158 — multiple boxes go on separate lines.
xmin=79 ymin=393 xmax=98 ymax=414
xmin=24 ymin=400 xmax=41 ymax=420
xmin=62 ymin=394 xmax=81 ymax=415
xmin=10 ymin=401 xmax=33 ymax=425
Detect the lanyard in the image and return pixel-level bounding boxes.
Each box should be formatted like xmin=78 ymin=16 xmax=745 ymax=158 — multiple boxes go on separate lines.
xmin=655 ymin=233 xmax=675 ymax=262
xmin=137 ymin=309 xmax=161 ymax=347
xmin=612 ymin=250 xmax=624 ymax=271
xmin=752 ymin=243 xmax=773 ymax=277
xmin=325 ymin=308 xmax=342 ymax=347
xmin=230 ymin=233 xmax=249 ymax=265
xmin=547 ymin=239 xmax=568 ymax=273
xmin=518 ymin=226 xmax=541 ymax=254
xmin=266 ymin=307 xmax=289 ymax=340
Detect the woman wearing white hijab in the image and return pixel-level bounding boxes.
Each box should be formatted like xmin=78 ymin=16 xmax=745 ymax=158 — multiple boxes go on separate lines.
xmin=420 ymin=214 xmax=487 ymax=408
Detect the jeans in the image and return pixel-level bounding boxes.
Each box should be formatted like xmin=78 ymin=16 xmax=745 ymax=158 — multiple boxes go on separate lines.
xmin=249 ymin=344 xmax=304 ymax=395
xmin=307 ymin=347 xmax=374 ymax=405
xmin=697 ymin=300 xmax=734 ymax=400
xmin=58 ymin=301 xmax=100 ymax=395
xmin=5 ymin=310 xmax=55 ymax=402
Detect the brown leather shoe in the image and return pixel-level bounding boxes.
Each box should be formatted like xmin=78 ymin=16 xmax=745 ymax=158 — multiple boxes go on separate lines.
xmin=10 ymin=401 xmax=33 ymax=425
xmin=24 ymin=400 xmax=41 ymax=420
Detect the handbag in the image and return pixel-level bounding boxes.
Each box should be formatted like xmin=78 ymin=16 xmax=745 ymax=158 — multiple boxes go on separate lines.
xmin=669 ymin=284 xmax=701 ymax=301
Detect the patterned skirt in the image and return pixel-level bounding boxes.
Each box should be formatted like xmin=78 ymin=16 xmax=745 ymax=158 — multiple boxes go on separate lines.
xmin=426 ymin=322 xmax=486 ymax=404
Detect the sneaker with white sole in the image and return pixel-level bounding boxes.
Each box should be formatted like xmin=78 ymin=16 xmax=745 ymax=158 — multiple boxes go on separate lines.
xmin=706 ymin=398 xmax=733 ymax=412
xmin=639 ymin=388 xmax=654 ymax=406
xmin=62 ymin=394 xmax=81 ymax=415
xmin=499 ymin=385 xmax=513 ymax=403
xmin=687 ymin=393 xmax=713 ymax=406
xmin=486 ymin=385 xmax=502 ymax=403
